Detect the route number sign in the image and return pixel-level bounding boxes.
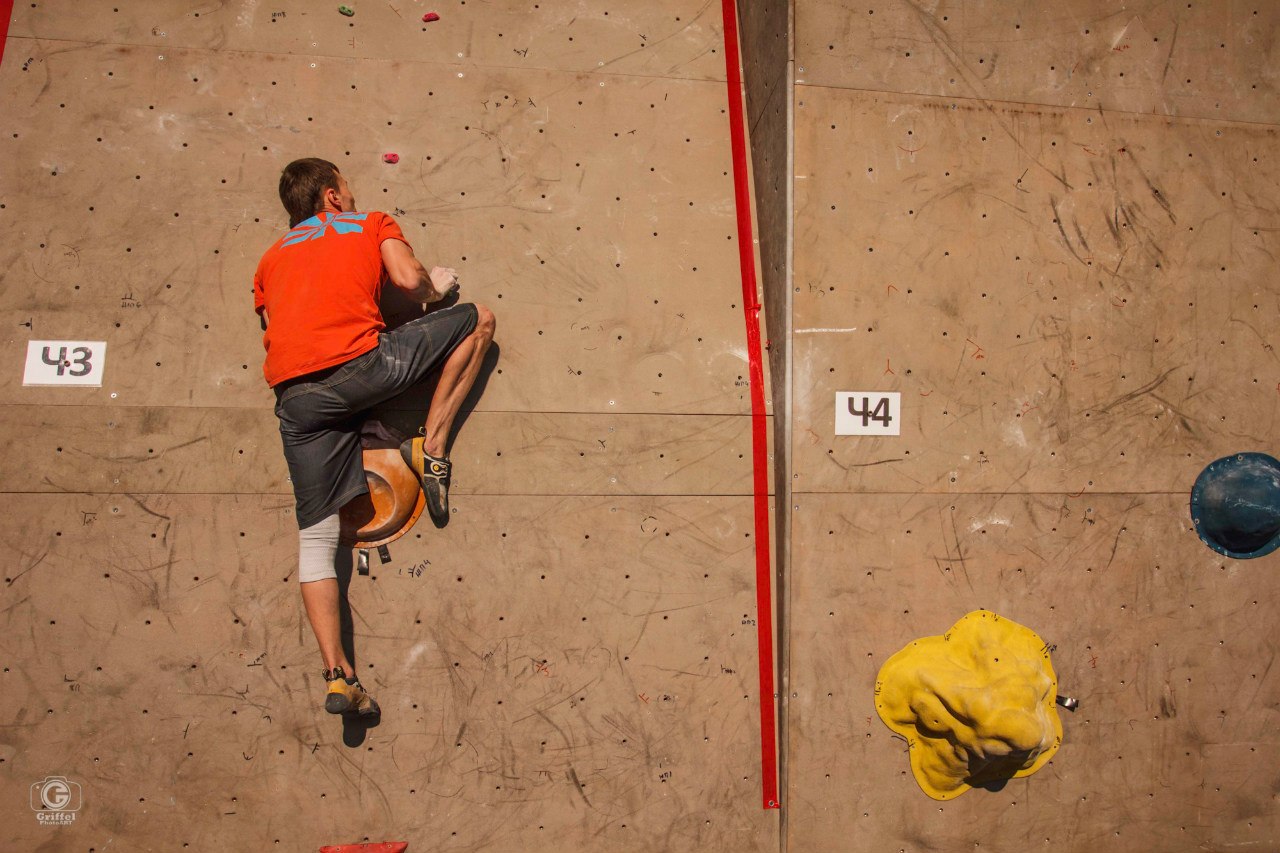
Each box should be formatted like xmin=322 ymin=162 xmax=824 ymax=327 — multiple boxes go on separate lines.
xmin=835 ymin=391 xmax=900 ymax=436
xmin=23 ymin=341 xmax=107 ymax=387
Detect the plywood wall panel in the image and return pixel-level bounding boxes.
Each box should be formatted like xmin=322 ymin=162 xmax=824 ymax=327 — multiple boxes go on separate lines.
xmin=786 ymin=491 xmax=1280 ymax=852
xmin=791 ymin=86 xmax=1280 ymax=495
xmin=795 ymin=0 xmax=1280 ymax=125
xmin=0 ymin=405 xmax=761 ymax=496
xmin=11 ymin=0 xmax=726 ymax=82
xmin=1 ymin=493 xmax=776 ymax=851
xmin=0 ymin=39 xmax=752 ymax=414
xmin=787 ymin=1 xmax=1280 ymax=848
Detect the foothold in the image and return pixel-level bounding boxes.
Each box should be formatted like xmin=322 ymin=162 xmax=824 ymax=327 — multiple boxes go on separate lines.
xmin=339 ymin=445 xmax=425 ymax=549
xmin=876 ymin=610 xmax=1064 ymax=800
xmin=1055 ymin=695 xmax=1079 ymax=711
xmin=1190 ymin=452 xmax=1280 ymax=559
xmin=338 ymin=5 xmax=355 ymax=17
xmin=383 ymin=153 xmax=400 ymax=164
xmin=422 ymin=12 xmax=440 ymax=22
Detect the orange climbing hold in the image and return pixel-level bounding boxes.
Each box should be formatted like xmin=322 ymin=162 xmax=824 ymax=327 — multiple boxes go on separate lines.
xmin=339 ymin=447 xmax=426 ymax=549
xmin=319 ymin=844 xmax=408 ymax=853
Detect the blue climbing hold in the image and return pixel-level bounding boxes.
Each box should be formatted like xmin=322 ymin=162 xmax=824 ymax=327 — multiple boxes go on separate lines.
xmin=1190 ymin=452 xmax=1280 ymax=559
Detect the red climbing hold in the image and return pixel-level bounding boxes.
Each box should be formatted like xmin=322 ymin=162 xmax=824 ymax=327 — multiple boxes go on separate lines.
xmin=319 ymin=844 xmax=408 ymax=853
xmin=422 ymin=12 xmax=440 ymax=22
xmin=382 ymin=153 xmax=400 ymax=164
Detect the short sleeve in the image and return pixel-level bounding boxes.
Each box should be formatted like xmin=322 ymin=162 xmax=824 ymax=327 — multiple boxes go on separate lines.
xmin=376 ymin=212 xmax=411 ymax=252
xmin=253 ymin=268 xmax=265 ymax=316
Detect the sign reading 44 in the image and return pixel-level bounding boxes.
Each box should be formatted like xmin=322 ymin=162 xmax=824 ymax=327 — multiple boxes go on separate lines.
xmin=835 ymin=391 xmax=900 ymax=436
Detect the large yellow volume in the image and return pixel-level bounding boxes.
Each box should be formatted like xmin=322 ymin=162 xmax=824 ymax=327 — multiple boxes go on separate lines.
xmin=875 ymin=610 xmax=1063 ymax=800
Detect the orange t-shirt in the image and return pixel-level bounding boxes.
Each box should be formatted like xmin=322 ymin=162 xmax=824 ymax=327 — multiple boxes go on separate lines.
xmin=253 ymin=210 xmax=409 ymax=386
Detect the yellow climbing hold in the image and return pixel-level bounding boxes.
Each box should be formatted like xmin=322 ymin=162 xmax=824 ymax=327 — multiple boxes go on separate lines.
xmin=875 ymin=610 xmax=1063 ymax=800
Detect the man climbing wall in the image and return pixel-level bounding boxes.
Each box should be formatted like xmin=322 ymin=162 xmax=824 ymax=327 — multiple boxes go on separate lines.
xmin=253 ymin=158 xmax=496 ymax=716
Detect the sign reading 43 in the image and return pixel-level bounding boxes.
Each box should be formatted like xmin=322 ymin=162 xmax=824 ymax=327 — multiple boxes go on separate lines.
xmin=23 ymin=341 xmax=107 ymax=387
xmin=835 ymin=391 xmax=901 ymax=436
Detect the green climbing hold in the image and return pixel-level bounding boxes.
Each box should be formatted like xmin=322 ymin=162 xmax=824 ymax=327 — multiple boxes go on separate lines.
xmin=338 ymin=5 xmax=355 ymax=16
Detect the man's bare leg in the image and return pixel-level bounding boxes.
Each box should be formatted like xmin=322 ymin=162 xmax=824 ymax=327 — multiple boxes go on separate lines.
xmin=421 ymin=304 xmax=496 ymax=457
xmin=297 ymin=517 xmax=378 ymax=715
xmin=300 ymin=578 xmax=353 ymax=676
xmin=297 ymin=514 xmax=353 ymax=676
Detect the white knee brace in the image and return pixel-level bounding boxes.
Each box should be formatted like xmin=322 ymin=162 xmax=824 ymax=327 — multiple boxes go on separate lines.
xmin=298 ymin=513 xmax=341 ymax=583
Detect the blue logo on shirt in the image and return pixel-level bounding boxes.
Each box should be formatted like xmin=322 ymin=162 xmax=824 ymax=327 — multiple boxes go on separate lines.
xmin=282 ymin=212 xmax=368 ymax=246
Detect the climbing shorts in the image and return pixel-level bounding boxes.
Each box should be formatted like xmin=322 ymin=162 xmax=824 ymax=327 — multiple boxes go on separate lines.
xmin=272 ymin=302 xmax=479 ymax=529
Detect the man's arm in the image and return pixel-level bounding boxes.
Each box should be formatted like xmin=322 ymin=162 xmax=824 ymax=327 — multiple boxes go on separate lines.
xmin=253 ymin=271 xmax=269 ymax=329
xmin=381 ymin=238 xmax=459 ymax=304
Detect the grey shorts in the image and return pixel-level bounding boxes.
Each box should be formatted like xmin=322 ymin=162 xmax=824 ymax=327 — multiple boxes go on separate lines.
xmin=273 ymin=302 xmax=478 ymax=529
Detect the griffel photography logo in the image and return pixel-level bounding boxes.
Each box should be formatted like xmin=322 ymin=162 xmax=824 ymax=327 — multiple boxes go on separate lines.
xmin=30 ymin=775 xmax=82 ymax=825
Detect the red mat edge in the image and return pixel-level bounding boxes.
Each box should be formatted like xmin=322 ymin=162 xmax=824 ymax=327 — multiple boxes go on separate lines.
xmin=719 ymin=0 xmax=781 ymax=811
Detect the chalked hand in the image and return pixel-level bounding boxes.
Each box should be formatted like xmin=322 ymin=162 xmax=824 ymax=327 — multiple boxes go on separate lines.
xmin=428 ymin=266 xmax=459 ymax=301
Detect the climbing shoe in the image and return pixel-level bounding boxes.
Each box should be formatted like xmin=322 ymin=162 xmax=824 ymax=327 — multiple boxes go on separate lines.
xmin=323 ymin=666 xmax=380 ymax=717
xmin=400 ymin=437 xmax=451 ymax=524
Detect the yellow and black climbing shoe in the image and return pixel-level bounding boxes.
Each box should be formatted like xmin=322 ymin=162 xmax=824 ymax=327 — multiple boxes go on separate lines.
xmin=400 ymin=437 xmax=451 ymax=524
xmin=323 ymin=666 xmax=380 ymax=717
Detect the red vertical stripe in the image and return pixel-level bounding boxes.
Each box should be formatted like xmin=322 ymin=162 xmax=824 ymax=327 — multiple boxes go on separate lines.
xmin=0 ymin=0 xmax=14 ymax=69
xmin=719 ymin=0 xmax=780 ymax=811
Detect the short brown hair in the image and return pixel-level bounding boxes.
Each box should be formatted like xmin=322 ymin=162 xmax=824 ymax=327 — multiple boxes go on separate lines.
xmin=279 ymin=158 xmax=340 ymax=227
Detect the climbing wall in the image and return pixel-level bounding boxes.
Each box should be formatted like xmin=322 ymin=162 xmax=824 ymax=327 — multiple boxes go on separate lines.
xmin=785 ymin=1 xmax=1280 ymax=851
xmin=0 ymin=2 xmax=779 ymax=849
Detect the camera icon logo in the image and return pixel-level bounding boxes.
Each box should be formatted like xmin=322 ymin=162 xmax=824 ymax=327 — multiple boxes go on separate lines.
xmin=31 ymin=776 xmax=81 ymax=825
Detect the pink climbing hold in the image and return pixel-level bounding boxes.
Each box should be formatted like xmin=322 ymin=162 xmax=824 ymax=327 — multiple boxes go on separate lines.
xmin=422 ymin=12 xmax=440 ymax=23
xmin=383 ymin=153 xmax=400 ymax=164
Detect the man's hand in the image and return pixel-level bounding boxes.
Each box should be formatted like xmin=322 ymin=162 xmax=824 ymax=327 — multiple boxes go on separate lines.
xmin=382 ymin=239 xmax=459 ymax=304
xmin=428 ymin=266 xmax=460 ymax=302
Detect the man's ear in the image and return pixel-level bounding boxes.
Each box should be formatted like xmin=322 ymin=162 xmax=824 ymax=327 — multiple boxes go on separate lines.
xmin=321 ymin=184 xmax=341 ymax=211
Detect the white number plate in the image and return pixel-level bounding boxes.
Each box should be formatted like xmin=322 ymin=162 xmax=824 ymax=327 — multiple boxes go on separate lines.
xmin=835 ymin=391 xmax=900 ymax=436
xmin=23 ymin=341 xmax=107 ymax=387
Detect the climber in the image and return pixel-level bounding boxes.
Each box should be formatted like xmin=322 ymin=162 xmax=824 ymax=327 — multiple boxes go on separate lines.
xmin=252 ymin=157 xmax=496 ymax=717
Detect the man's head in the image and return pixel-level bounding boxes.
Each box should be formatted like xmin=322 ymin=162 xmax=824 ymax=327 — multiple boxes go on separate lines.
xmin=278 ymin=158 xmax=357 ymax=227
